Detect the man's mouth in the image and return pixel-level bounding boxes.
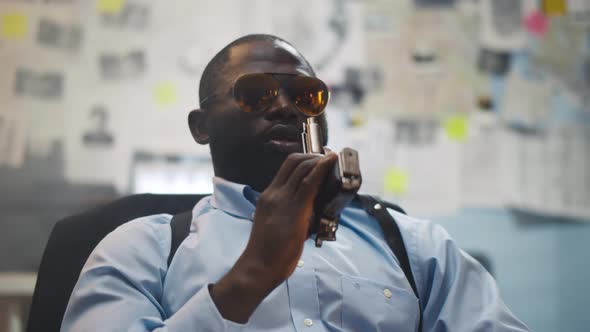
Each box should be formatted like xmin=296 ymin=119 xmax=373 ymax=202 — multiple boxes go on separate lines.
xmin=264 ymin=124 xmax=303 ymax=153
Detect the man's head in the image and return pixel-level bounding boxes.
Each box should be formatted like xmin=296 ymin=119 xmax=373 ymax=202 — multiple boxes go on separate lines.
xmin=188 ymin=34 xmax=329 ymax=192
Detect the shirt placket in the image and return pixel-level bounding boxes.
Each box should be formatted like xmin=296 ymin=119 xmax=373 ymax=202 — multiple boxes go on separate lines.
xmin=286 ymin=242 xmax=326 ymax=332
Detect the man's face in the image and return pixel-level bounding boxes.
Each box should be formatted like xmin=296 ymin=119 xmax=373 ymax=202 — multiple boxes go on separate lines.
xmin=200 ymin=40 xmax=328 ymax=189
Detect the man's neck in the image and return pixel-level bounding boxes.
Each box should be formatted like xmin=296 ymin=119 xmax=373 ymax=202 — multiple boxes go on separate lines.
xmin=212 ymin=164 xmax=276 ymax=193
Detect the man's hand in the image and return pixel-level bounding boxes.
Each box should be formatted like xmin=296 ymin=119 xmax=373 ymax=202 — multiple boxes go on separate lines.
xmin=210 ymin=153 xmax=337 ymax=323
xmin=244 ymin=152 xmax=338 ymax=285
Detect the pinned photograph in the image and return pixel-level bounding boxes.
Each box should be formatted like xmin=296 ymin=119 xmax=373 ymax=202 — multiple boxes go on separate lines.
xmin=568 ymin=0 xmax=590 ymax=25
xmin=99 ymin=50 xmax=146 ymax=80
xmin=37 ymin=17 xmax=82 ymax=51
xmin=101 ymin=2 xmax=150 ymax=30
xmin=82 ymin=105 xmax=115 ymax=147
xmin=394 ymin=119 xmax=438 ymax=145
xmin=14 ymin=68 xmax=64 ymax=100
xmin=491 ymin=0 xmax=523 ymax=37
xmin=411 ymin=43 xmax=442 ymax=77
xmin=477 ymin=47 xmax=511 ymax=76
xmin=414 ymin=0 xmax=455 ymax=8
xmin=329 ymin=67 xmax=367 ymax=107
xmin=479 ymin=0 xmax=536 ymax=51
xmin=0 ymin=111 xmax=26 ymax=168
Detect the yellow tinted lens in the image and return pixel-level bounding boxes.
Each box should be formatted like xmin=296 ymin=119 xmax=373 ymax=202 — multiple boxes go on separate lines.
xmin=289 ymin=76 xmax=329 ymax=116
xmin=233 ymin=74 xmax=279 ymax=112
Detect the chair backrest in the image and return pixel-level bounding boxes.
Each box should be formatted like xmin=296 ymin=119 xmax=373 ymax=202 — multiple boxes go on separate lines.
xmin=27 ymin=193 xmax=206 ymax=332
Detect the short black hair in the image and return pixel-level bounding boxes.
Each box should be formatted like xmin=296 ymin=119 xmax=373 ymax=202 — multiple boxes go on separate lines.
xmin=198 ymin=34 xmax=315 ymax=107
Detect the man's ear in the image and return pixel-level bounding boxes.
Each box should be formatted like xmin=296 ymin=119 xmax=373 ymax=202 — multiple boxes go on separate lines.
xmin=188 ymin=109 xmax=210 ymax=144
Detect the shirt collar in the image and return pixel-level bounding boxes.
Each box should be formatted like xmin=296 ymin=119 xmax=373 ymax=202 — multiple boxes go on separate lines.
xmin=208 ymin=176 xmax=259 ymax=220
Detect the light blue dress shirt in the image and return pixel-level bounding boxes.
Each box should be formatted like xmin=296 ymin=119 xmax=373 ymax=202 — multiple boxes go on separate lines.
xmin=62 ymin=177 xmax=529 ymax=332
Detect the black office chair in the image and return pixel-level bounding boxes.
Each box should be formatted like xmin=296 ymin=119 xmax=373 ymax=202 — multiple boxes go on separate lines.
xmin=27 ymin=192 xmax=496 ymax=332
xmin=26 ymin=193 xmax=206 ymax=332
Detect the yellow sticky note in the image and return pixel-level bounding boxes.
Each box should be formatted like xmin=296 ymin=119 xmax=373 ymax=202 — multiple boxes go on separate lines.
xmin=384 ymin=168 xmax=408 ymax=195
xmin=444 ymin=115 xmax=468 ymax=141
xmin=97 ymin=0 xmax=125 ymax=14
xmin=154 ymin=82 xmax=177 ymax=107
xmin=1 ymin=13 xmax=27 ymax=39
xmin=542 ymin=0 xmax=567 ymax=16
xmin=349 ymin=113 xmax=365 ymax=128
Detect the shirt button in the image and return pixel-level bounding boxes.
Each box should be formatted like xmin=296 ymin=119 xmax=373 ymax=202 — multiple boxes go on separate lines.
xmin=303 ymin=318 xmax=313 ymax=327
xmin=297 ymin=260 xmax=305 ymax=268
xmin=383 ymin=288 xmax=392 ymax=298
xmin=374 ymin=203 xmax=382 ymax=210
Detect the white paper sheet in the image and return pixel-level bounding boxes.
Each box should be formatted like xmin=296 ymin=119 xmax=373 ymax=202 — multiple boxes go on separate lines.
xmin=267 ymin=0 xmax=367 ymax=84
xmin=501 ymin=60 xmax=554 ymax=127
xmin=460 ymin=111 xmax=508 ymax=207
xmin=63 ymin=82 xmax=133 ymax=192
xmin=506 ymin=123 xmax=590 ymax=220
xmin=370 ymin=117 xmax=462 ymax=218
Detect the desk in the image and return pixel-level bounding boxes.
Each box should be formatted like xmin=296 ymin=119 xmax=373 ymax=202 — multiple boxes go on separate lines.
xmin=0 ymin=273 xmax=37 ymax=332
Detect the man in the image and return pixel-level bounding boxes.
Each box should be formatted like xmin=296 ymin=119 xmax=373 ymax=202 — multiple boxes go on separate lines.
xmin=61 ymin=34 xmax=529 ymax=331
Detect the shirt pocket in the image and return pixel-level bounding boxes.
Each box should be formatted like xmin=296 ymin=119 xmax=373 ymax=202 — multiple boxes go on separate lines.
xmin=341 ymin=274 xmax=420 ymax=332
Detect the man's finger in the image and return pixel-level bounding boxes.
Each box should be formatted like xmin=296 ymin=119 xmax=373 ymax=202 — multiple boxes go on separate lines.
xmin=295 ymin=153 xmax=337 ymax=199
xmin=284 ymin=156 xmax=321 ymax=193
xmin=269 ymin=153 xmax=315 ymax=188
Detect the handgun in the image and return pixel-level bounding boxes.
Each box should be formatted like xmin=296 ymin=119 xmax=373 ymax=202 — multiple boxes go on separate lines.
xmin=301 ymin=117 xmax=362 ymax=247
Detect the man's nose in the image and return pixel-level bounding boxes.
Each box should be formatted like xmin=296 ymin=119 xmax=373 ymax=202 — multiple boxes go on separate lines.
xmin=264 ymin=91 xmax=299 ymax=121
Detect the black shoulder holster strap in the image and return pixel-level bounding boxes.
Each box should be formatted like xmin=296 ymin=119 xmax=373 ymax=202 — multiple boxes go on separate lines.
xmin=167 ymin=211 xmax=193 ymax=267
xmin=357 ymin=194 xmax=423 ymax=332
xmin=167 ymin=195 xmax=422 ymax=332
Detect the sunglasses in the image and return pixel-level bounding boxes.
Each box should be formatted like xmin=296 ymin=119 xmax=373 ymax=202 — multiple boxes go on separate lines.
xmin=200 ymin=73 xmax=330 ymax=117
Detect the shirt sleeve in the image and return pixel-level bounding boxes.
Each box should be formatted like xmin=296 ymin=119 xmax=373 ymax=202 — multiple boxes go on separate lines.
xmin=395 ymin=214 xmax=530 ymax=332
xmin=60 ymin=214 xmax=245 ymax=332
